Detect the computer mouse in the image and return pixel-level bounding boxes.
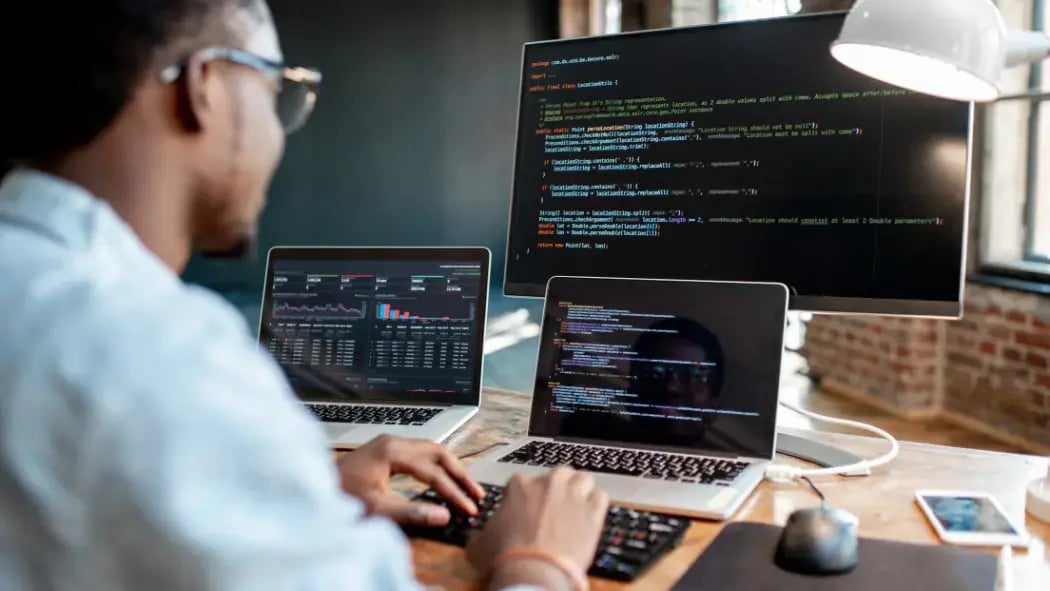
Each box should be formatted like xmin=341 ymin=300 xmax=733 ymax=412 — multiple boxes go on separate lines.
xmin=774 ymin=507 xmax=859 ymax=575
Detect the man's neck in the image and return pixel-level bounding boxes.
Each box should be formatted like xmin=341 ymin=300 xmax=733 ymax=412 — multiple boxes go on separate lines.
xmin=44 ymin=143 xmax=194 ymax=273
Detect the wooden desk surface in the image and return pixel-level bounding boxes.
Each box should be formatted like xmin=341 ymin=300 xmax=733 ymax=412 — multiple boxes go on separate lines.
xmin=402 ymin=388 xmax=1050 ymax=590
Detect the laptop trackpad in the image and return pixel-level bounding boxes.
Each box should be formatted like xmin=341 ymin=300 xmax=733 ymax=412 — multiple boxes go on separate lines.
xmin=323 ymin=423 xmax=356 ymax=440
xmin=635 ymin=480 xmax=720 ymax=509
xmin=591 ymin=473 xmax=645 ymax=501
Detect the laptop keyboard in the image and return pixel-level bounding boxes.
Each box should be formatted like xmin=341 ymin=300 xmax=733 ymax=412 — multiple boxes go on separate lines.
xmin=306 ymin=404 xmax=442 ymax=425
xmin=402 ymin=483 xmax=690 ymax=581
xmin=498 ymin=441 xmax=749 ymax=485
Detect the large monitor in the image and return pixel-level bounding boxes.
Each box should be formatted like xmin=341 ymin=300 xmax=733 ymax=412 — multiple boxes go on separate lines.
xmin=503 ymin=12 xmax=972 ymax=317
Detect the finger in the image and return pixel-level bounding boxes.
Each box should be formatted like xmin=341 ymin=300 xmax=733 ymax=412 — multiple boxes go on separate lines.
xmin=547 ymin=465 xmax=575 ymax=485
xmin=569 ymin=470 xmax=596 ymax=497
xmin=388 ymin=442 xmax=479 ymax=515
xmin=588 ymin=488 xmax=611 ymax=518
xmin=437 ymin=448 xmax=486 ymax=500
xmin=371 ymin=494 xmax=451 ymax=527
xmin=506 ymin=473 xmax=529 ymax=497
xmin=429 ymin=469 xmax=480 ymax=515
xmin=409 ymin=463 xmax=479 ymax=515
xmin=367 ymin=434 xmax=398 ymax=457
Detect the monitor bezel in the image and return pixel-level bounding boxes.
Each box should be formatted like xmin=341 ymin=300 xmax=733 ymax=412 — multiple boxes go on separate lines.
xmin=500 ymin=11 xmax=972 ymax=320
xmin=259 ymin=246 xmax=491 ymax=406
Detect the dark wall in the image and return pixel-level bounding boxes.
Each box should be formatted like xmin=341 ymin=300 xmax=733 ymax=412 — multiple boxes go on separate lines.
xmin=183 ymin=0 xmax=558 ymax=292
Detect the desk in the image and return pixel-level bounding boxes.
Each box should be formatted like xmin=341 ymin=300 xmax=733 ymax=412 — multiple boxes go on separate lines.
xmin=402 ymin=388 xmax=1050 ymax=590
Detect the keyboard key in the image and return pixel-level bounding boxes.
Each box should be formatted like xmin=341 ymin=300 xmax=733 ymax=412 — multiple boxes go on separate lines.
xmin=400 ymin=483 xmax=689 ymax=582
xmin=496 ymin=441 xmax=748 ymax=485
xmin=306 ymin=404 xmax=442 ymax=425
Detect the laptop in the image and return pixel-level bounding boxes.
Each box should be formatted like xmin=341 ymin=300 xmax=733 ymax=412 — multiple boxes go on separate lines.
xmin=469 ymin=276 xmax=787 ymax=519
xmin=258 ymin=246 xmax=490 ymax=447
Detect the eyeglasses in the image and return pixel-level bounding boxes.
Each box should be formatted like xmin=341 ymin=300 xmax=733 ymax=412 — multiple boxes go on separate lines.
xmin=637 ymin=363 xmax=715 ymax=385
xmin=160 ymin=47 xmax=322 ymax=134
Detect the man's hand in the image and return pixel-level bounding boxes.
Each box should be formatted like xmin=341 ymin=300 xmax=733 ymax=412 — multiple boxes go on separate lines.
xmin=466 ymin=467 xmax=609 ymax=589
xmin=337 ymin=435 xmax=485 ymax=527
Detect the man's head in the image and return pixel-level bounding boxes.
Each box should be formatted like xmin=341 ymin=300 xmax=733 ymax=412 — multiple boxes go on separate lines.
xmin=630 ymin=317 xmax=725 ymax=407
xmin=2 ymin=1 xmax=318 ymax=262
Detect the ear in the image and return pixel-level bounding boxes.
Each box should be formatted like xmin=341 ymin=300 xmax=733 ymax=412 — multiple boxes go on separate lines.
xmin=174 ymin=53 xmax=217 ymax=134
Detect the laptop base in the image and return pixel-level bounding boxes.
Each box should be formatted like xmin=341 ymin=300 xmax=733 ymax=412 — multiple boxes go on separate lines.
xmin=468 ymin=437 xmax=768 ymax=520
xmin=324 ymin=404 xmax=478 ymax=449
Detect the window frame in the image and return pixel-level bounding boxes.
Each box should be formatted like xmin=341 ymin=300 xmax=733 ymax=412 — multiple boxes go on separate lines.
xmin=717 ymin=0 xmax=801 ymax=21
xmin=973 ymin=0 xmax=1050 ymax=287
xmin=1022 ymin=0 xmax=1050 ymax=266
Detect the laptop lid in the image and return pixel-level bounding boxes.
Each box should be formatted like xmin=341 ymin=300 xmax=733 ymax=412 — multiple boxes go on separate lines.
xmin=527 ymin=276 xmax=787 ymax=460
xmin=259 ymin=246 xmax=490 ymax=407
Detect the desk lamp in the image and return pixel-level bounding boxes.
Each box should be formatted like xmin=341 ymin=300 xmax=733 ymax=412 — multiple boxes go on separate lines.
xmin=829 ymin=0 xmax=1050 ymax=524
xmin=830 ymin=0 xmax=1050 ymax=102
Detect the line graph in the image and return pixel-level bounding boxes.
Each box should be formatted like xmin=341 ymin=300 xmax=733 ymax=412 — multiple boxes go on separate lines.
xmin=274 ymin=300 xmax=367 ymax=319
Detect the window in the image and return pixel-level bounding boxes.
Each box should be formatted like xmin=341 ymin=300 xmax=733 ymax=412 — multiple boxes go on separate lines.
xmin=979 ymin=0 xmax=1050 ymax=280
xmin=718 ymin=0 xmax=801 ymax=22
xmin=1031 ymin=48 xmax=1050 ymax=263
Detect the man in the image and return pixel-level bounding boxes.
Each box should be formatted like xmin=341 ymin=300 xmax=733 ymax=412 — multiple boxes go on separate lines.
xmin=0 ymin=2 xmax=608 ymax=590
xmin=632 ymin=317 xmax=725 ymax=414
xmin=630 ymin=317 xmax=726 ymax=447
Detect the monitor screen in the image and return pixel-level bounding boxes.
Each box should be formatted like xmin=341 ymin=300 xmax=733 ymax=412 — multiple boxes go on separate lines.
xmin=528 ymin=277 xmax=787 ymax=459
xmin=504 ymin=12 xmax=972 ymax=317
xmin=259 ymin=248 xmax=489 ymax=406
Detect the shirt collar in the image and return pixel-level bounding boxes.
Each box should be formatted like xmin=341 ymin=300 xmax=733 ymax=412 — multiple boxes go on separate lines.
xmin=0 ymin=168 xmax=150 ymax=255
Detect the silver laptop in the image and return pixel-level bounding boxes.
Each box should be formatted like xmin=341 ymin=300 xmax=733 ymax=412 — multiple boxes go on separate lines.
xmin=469 ymin=276 xmax=787 ymax=519
xmin=258 ymin=246 xmax=490 ymax=448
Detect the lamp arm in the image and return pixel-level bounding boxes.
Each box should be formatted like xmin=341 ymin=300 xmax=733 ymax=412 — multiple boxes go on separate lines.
xmin=1005 ymin=30 xmax=1050 ymax=68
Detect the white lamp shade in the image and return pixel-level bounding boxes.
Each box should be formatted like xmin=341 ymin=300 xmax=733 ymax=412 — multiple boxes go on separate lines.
xmin=830 ymin=0 xmax=1008 ymax=102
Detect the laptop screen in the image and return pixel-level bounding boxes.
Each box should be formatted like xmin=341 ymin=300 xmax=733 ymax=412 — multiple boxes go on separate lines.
xmin=529 ymin=277 xmax=786 ymax=459
xmin=259 ymin=247 xmax=489 ymax=406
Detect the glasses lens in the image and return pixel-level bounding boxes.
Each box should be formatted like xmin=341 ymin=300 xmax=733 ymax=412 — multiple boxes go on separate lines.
xmin=640 ymin=363 xmax=710 ymax=383
xmin=276 ymin=80 xmax=316 ymax=134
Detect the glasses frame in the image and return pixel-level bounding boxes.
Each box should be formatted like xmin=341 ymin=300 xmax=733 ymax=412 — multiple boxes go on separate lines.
xmin=159 ymin=46 xmax=322 ymax=134
xmin=639 ymin=363 xmax=715 ymax=385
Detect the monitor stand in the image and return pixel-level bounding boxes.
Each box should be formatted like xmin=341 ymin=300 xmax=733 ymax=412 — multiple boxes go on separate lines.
xmin=775 ymin=431 xmax=870 ymax=476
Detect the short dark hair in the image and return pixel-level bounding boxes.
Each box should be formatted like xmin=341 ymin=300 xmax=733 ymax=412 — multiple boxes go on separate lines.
xmin=632 ymin=317 xmax=726 ymax=394
xmin=1 ymin=0 xmax=261 ymax=164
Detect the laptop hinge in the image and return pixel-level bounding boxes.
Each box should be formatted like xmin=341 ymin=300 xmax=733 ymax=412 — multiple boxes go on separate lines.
xmin=551 ymin=436 xmax=744 ymax=459
xmin=303 ymin=399 xmax=456 ymax=408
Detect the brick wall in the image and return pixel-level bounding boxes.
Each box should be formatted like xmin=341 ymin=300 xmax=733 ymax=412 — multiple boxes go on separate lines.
xmin=801 ymin=283 xmax=1050 ymax=450
xmin=944 ymin=284 xmax=1050 ymax=446
xmin=802 ymin=317 xmax=944 ymax=416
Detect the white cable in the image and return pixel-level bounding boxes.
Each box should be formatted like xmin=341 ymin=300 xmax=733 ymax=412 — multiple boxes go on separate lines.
xmin=764 ymin=400 xmax=900 ymax=481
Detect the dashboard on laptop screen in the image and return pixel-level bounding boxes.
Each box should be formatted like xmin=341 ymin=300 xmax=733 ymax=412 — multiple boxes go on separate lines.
xmin=259 ymin=249 xmax=489 ymax=406
xmin=529 ymin=277 xmax=785 ymax=458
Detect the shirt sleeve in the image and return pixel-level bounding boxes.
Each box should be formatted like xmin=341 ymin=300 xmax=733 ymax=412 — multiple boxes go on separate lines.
xmin=77 ymin=298 xmax=428 ymax=591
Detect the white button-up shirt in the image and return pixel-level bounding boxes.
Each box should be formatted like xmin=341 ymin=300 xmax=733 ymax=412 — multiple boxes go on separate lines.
xmin=0 ymin=169 xmax=531 ymax=591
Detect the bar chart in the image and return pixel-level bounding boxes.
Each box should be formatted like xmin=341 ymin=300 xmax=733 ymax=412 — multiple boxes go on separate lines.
xmin=374 ymin=301 xmax=476 ymax=321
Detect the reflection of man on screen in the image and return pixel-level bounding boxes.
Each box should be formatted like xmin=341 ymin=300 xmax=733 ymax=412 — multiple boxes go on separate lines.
xmin=553 ymin=315 xmax=731 ymax=449
xmin=630 ymin=317 xmax=725 ymax=435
